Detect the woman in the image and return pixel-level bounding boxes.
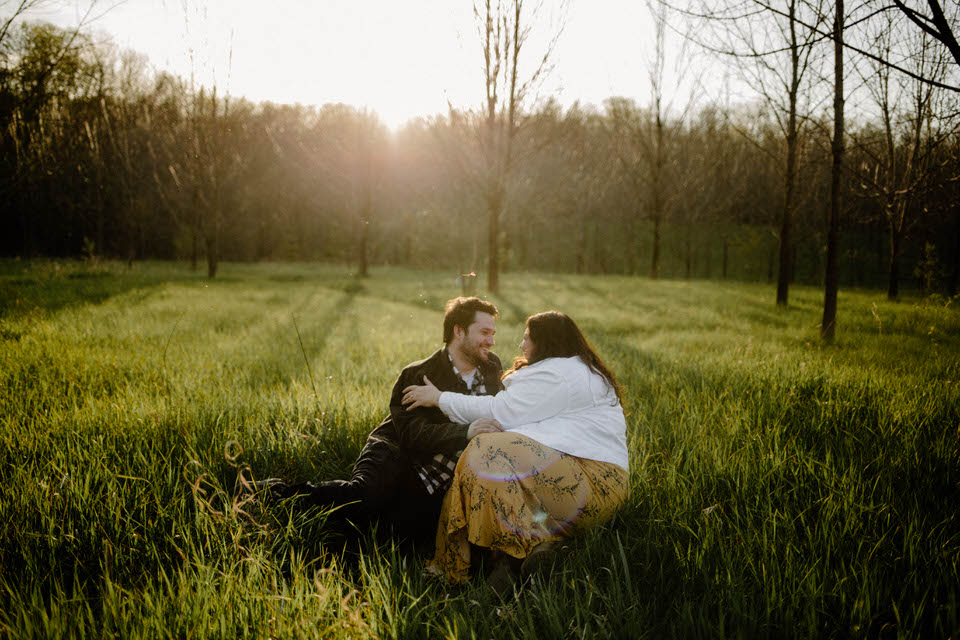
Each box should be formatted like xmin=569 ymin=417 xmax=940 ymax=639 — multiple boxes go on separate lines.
xmin=401 ymin=311 xmax=629 ymax=590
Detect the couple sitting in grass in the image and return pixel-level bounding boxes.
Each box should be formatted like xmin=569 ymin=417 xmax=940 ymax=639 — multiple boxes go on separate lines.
xmin=258 ymin=296 xmax=629 ymax=594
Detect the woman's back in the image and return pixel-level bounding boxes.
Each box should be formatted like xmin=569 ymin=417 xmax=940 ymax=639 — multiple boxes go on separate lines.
xmin=441 ymin=355 xmax=629 ymax=470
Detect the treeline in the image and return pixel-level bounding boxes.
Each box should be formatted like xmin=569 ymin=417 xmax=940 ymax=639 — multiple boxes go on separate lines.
xmin=2 ymin=19 xmax=959 ymax=296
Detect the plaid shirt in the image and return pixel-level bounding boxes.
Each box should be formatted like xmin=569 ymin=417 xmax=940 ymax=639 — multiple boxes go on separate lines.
xmin=415 ymin=353 xmax=488 ymax=495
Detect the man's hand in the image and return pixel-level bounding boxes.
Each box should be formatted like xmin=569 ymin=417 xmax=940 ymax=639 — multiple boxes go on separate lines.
xmin=402 ymin=376 xmax=442 ymax=411
xmin=467 ymin=417 xmax=503 ymax=440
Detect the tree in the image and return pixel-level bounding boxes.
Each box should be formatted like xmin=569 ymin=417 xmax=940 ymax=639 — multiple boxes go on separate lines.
xmin=821 ymin=0 xmax=844 ymax=342
xmin=99 ymin=49 xmax=174 ymax=266
xmin=694 ymin=103 xmax=748 ymax=279
xmin=316 ymin=104 xmax=390 ymax=277
xmin=472 ymin=0 xmax=563 ymax=293
xmin=559 ymin=104 xmax=615 ymax=274
xmin=1 ymin=19 xmax=102 ymax=255
xmin=176 ymin=87 xmax=251 ymax=277
xmin=673 ymin=0 xmax=828 ymax=303
xmin=852 ymin=11 xmax=957 ymax=300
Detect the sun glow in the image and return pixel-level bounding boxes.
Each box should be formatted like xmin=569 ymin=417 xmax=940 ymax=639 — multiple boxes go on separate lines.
xmin=36 ymin=0 xmax=704 ymax=131
xmin=56 ymin=0 xmax=479 ymax=130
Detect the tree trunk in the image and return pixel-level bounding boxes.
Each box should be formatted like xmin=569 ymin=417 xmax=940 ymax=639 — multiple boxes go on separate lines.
xmin=126 ymin=198 xmax=136 ymax=269
xmin=949 ymin=212 xmax=960 ymax=296
xmin=256 ymin=220 xmax=267 ymax=261
xmin=358 ymin=217 xmax=369 ymax=277
xmin=403 ymin=212 xmax=413 ymax=264
xmin=95 ymin=190 xmax=104 ymax=257
xmin=917 ymin=234 xmax=928 ymax=297
xmin=189 ymin=185 xmax=200 ymax=270
xmin=594 ymin=218 xmax=606 ymax=274
xmin=487 ymin=191 xmax=501 ymax=293
xmin=887 ymin=223 xmax=900 ymax=301
xmin=206 ymin=229 xmax=218 ymax=278
xmin=684 ymin=229 xmax=692 ymax=280
xmin=777 ymin=7 xmax=801 ymax=307
xmin=576 ymin=216 xmax=587 ymax=274
xmin=722 ymin=235 xmax=729 ymax=279
xmin=821 ymin=0 xmax=843 ymax=343
xmin=651 ymin=216 xmax=661 ymax=280
xmin=126 ymin=227 xmax=135 ymax=269
xmin=777 ymin=163 xmax=795 ymax=304
xmin=206 ymin=203 xmax=219 ymax=279
xmin=704 ymin=239 xmax=711 ymax=279
xmin=652 ymin=110 xmax=664 ymax=281
xmin=502 ymin=219 xmax=512 ymax=272
xmin=357 ymin=178 xmax=372 ymax=277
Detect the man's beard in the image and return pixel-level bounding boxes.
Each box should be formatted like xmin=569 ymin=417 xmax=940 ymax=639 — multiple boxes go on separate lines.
xmin=460 ymin=339 xmax=489 ymax=367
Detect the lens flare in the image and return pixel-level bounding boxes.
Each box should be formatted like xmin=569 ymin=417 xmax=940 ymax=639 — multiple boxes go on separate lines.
xmin=467 ymin=447 xmax=590 ymax=538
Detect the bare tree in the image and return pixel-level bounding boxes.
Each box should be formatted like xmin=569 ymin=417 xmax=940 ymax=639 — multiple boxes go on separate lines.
xmin=673 ymin=0 xmax=828 ymax=303
xmin=174 ymin=87 xmax=251 ymax=277
xmin=562 ymin=105 xmax=613 ymax=274
xmin=473 ymin=0 xmax=563 ymax=293
xmin=945 ymin=136 xmax=960 ymax=296
xmin=697 ymin=102 xmax=747 ymax=279
xmin=315 ymin=104 xmax=390 ymax=277
xmin=821 ymin=0 xmax=844 ymax=342
xmin=605 ymin=97 xmax=648 ymax=275
xmin=852 ymin=11 xmax=956 ymax=300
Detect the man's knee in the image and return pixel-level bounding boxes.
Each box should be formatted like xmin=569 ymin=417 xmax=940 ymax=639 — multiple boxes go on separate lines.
xmin=351 ymin=439 xmax=407 ymax=493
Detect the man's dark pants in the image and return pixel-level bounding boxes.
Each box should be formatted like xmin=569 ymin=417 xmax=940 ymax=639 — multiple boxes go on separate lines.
xmin=278 ymin=437 xmax=444 ymax=545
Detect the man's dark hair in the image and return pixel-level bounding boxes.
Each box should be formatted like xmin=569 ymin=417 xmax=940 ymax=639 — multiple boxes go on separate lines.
xmin=443 ymin=297 xmax=499 ymax=344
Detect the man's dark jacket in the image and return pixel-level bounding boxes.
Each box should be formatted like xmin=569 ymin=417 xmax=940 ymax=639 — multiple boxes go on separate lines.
xmin=369 ymin=347 xmax=504 ymax=463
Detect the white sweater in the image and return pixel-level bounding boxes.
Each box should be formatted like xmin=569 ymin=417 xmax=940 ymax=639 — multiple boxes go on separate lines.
xmin=438 ymin=356 xmax=629 ymax=471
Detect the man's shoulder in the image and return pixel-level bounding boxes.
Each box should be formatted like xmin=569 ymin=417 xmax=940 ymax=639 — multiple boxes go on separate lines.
xmin=400 ymin=348 xmax=446 ymax=375
xmin=394 ymin=348 xmax=450 ymax=387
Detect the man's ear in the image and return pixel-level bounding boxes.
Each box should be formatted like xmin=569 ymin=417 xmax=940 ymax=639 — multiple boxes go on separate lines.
xmin=452 ymin=324 xmax=465 ymax=341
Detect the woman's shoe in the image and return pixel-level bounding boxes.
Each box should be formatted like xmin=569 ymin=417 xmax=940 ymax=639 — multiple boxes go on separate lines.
xmin=486 ymin=552 xmax=521 ymax=598
xmin=520 ymin=540 xmax=562 ymax=580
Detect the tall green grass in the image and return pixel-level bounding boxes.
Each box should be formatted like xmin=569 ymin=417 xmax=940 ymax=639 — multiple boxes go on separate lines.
xmin=1 ymin=260 xmax=958 ymax=638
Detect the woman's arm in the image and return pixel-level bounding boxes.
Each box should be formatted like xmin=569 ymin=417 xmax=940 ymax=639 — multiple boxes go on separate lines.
xmin=438 ymin=365 xmax=570 ymax=428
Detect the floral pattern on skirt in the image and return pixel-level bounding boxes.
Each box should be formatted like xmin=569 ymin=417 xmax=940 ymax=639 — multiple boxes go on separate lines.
xmin=429 ymin=431 xmax=629 ymax=583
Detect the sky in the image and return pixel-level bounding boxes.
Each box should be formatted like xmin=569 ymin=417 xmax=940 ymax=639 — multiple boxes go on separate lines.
xmin=29 ymin=0 xmax=719 ymax=130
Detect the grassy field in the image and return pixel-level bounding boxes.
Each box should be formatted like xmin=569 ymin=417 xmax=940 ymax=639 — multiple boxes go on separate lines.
xmin=1 ymin=260 xmax=958 ymax=639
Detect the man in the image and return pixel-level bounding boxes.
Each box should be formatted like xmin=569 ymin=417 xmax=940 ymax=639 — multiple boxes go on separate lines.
xmin=261 ymin=296 xmax=504 ymax=544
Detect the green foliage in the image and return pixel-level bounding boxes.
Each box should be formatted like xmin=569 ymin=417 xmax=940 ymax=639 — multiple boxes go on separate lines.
xmin=1 ymin=261 xmax=958 ymax=638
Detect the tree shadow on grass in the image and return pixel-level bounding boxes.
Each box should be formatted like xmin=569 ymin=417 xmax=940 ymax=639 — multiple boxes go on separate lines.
xmin=0 ymin=264 xmax=206 ymax=319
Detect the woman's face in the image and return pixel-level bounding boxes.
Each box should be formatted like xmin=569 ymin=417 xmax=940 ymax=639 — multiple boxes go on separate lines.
xmin=519 ymin=327 xmax=535 ymax=361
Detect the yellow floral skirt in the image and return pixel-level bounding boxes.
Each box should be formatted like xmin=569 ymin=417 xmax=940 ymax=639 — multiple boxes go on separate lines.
xmin=429 ymin=431 xmax=629 ymax=583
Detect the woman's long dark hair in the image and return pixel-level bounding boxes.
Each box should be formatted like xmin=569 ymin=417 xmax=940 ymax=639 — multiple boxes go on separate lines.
xmin=504 ymin=311 xmax=622 ymax=403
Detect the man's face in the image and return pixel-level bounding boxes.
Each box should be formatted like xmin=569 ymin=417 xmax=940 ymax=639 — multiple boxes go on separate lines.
xmin=456 ymin=311 xmax=497 ymax=366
